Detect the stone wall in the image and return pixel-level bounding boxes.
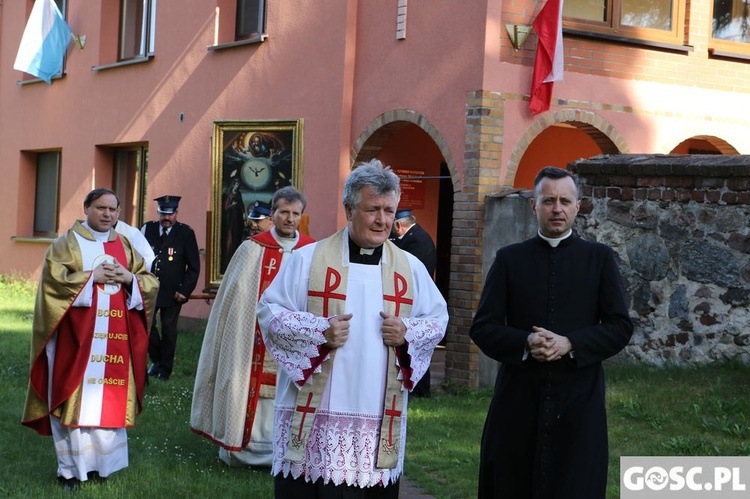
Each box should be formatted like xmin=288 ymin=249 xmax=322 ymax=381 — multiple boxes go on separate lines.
xmin=572 ymin=154 xmax=750 ymax=365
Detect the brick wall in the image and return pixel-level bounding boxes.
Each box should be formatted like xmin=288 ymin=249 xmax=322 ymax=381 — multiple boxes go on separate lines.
xmin=445 ymin=91 xmax=506 ymax=388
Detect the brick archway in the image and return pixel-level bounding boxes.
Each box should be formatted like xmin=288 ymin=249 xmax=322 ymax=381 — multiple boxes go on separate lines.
xmin=506 ymin=110 xmax=629 ymax=185
xmin=350 ymin=110 xmax=460 ymax=191
xmin=671 ymin=135 xmax=740 ymax=154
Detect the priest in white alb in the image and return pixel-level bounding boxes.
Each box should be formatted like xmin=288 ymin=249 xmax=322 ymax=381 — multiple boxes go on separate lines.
xmin=257 ymin=160 xmax=448 ymax=497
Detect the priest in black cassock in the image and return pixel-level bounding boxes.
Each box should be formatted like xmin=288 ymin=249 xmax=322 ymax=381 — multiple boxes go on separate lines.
xmin=470 ymin=166 xmax=633 ymax=499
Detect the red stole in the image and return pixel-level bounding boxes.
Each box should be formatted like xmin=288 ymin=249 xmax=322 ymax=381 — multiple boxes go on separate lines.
xmin=51 ymin=238 xmax=140 ymax=427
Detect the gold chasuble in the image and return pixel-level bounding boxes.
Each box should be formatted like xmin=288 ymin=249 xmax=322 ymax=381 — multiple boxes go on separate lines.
xmin=287 ymin=229 xmax=413 ymax=469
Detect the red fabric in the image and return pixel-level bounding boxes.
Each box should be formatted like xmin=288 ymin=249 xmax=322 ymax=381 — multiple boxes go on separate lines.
xmin=529 ymin=0 xmax=562 ymax=116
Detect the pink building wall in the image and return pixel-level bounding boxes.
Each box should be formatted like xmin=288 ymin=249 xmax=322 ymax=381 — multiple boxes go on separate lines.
xmin=2 ymin=0 xmax=750 ymax=328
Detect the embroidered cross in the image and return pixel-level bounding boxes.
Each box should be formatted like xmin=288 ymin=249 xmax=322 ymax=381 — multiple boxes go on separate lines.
xmin=383 ymin=272 xmax=412 ymax=316
xmin=294 ymin=392 xmax=317 ymax=440
xmin=308 ymin=267 xmax=346 ymax=316
xmin=264 ymin=257 xmax=278 ymax=276
xmin=384 ymin=394 xmax=402 ymax=446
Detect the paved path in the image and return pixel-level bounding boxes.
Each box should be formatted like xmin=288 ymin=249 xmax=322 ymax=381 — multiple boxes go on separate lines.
xmin=399 ymin=476 xmax=435 ymax=498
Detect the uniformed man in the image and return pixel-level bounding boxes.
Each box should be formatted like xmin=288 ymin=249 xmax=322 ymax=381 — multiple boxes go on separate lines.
xmin=141 ymin=195 xmax=200 ymax=380
xmin=246 ymin=200 xmax=273 ymax=237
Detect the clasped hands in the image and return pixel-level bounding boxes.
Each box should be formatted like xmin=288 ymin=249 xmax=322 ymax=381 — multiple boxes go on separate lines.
xmin=93 ymin=260 xmax=133 ymax=286
xmin=324 ymin=311 xmax=406 ymax=349
xmin=527 ymin=326 xmax=572 ymax=362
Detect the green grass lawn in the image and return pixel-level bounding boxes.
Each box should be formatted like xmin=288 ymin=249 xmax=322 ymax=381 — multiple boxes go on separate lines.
xmin=1 ymin=275 xmax=748 ymax=498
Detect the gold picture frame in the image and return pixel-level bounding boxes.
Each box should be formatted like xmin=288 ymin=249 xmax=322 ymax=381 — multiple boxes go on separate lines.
xmin=207 ymin=119 xmax=303 ymax=287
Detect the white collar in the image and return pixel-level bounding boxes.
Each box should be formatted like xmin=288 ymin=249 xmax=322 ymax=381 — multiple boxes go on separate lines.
xmin=537 ymin=229 xmax=572 ymax=248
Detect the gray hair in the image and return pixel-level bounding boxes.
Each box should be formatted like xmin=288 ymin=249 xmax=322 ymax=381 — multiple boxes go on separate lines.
xmin=342 ymin=159 xmax=401 ymax=208
xmin=533 ymin=166 xmax=579 ymax=199
xmin=272 ymin=186 xmax=307 ymax=211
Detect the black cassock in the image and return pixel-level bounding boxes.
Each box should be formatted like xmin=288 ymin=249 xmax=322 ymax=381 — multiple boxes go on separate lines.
xmin=470 ymin=234 xmax=633 ymax=499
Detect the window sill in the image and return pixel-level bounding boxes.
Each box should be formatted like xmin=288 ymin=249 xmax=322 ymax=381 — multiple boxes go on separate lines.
xmin=207 ymin=34 xmax=267 ymax=52
xmin=11 ymin=235 xmax=57 ymax=243
xmin=708 ymin=48 xmax=750 ymax=62
xmin=564 ymin=29 xmax=693 ymax=53
xmin=17 ymin=73 xmax=64 ymax=86
xmin=92 ymin=55 xmax=154 ymax=72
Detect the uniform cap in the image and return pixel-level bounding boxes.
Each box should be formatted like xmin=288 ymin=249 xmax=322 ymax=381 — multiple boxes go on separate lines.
xmin=248 ymin=200 xmax=271 ymax=220
xmin=395 ymin=208 xmax=412 ymax=219
xmin=155 ymin=195 xmax=181 ymax=214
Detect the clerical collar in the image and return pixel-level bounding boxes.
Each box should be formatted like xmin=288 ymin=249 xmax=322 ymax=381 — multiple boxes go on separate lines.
xmin=348 ymin=237 xmax=383 ymax=265
xmin=82 ymin=221 xmax=111 ymax=242
xmin=537 ymin=229 xmax=572 ymax=248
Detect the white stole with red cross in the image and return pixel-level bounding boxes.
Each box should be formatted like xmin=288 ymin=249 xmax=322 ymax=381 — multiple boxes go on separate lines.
xmin=285 ymin=229 xmax=413 ymax=469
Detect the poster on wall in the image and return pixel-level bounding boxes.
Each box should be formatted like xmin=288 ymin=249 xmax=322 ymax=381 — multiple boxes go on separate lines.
xmin=208 ymin=119 xmax=303 ymax=287
xmin=393 ymin=168 xmax=426 ymax=210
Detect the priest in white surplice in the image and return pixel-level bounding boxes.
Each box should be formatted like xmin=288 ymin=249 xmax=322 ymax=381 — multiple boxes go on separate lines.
xmin=257 ymin=160 xmax=448 ymax=498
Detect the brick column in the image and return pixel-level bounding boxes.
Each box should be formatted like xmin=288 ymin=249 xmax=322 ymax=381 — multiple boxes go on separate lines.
xmin=445 ymin=91 xmax=505 ymax=387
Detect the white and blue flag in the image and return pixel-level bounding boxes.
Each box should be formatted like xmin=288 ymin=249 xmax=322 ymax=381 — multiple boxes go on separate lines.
xmin=13 ymin=0 xmax=72 ymax=84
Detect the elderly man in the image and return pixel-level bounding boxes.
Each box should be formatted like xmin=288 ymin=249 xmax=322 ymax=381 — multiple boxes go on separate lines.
xmin=470 ymin=166 xmax=633 ymax=499
xmin=22 ymin=188 xmax=158 ymax=489
xmin=257 ymin=160 xmax=448 ymax=497
xmin=191 ymin=186 xmax=315 ymax=467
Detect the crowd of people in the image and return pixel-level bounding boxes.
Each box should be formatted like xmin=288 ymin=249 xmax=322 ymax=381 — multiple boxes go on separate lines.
xmin=22 ymin=163 xmax=631 ymax=498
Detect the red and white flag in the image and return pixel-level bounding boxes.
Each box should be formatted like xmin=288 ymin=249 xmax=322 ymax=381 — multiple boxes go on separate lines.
xmin=529 ymin=0 xmax=564 ymax=115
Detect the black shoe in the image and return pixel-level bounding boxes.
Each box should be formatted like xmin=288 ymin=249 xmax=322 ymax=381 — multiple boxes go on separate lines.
xmin=156 ymin=372 xmax=171 ymax=381
xmin=57 ymin=476 xmax=81 ymax=491
xmin=87 ymin=471 xmax=106 ymax=483
xmin=148 ymin=364 xmax=161 ymax=377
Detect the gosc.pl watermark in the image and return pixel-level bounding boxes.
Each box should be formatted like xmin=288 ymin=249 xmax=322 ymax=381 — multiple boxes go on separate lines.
xmin=621 ymin=457 xmax=749 ymax=498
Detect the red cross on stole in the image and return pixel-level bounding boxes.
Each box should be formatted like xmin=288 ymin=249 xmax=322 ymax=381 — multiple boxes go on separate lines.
xmin=307 ymin=267 xmax=347 ymax=317
xmin=383 ymin=272 xmax=413 ymax=316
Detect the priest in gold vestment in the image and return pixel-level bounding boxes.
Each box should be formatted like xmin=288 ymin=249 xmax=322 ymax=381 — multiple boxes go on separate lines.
xmin=22 ymin=189 xmax=158 ymax=489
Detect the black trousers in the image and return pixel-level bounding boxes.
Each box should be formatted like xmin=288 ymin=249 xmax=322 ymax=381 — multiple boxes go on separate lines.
xmin=148 ymin=305 xmax=181 ymax=376
xmin=274 ymin=474 xmax=399 ymax=499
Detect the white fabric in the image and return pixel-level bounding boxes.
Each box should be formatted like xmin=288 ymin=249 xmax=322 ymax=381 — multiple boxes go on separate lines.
xmin=257 ymin=238 xmax=448 ymax=488
xmin=116 ymin=220 xmax=156 ymax=271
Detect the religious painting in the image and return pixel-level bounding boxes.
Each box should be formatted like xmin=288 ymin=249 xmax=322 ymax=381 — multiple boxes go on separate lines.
xmin=208 ymin=119 xmax=303 ymax=287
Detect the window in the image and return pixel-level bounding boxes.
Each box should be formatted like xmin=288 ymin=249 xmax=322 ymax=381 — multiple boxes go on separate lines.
xmin=112 ymin=146 xmax=149 ymax=228
xmin=235 ymin=0 xmax=266 ymax=41
xmin=711 ymin=0 xmax=750 ymax=55
xmin=34 ymin=152 xmax=61 ymax=237
xmin=119 ymin=0 xmax=156 ymax=61
xmin=563 ymin=0 xmax=686 ymax=45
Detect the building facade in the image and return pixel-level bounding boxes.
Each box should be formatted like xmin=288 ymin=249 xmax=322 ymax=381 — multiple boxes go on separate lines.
xmin=1 ymin=0 xmax=749 ymax=386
